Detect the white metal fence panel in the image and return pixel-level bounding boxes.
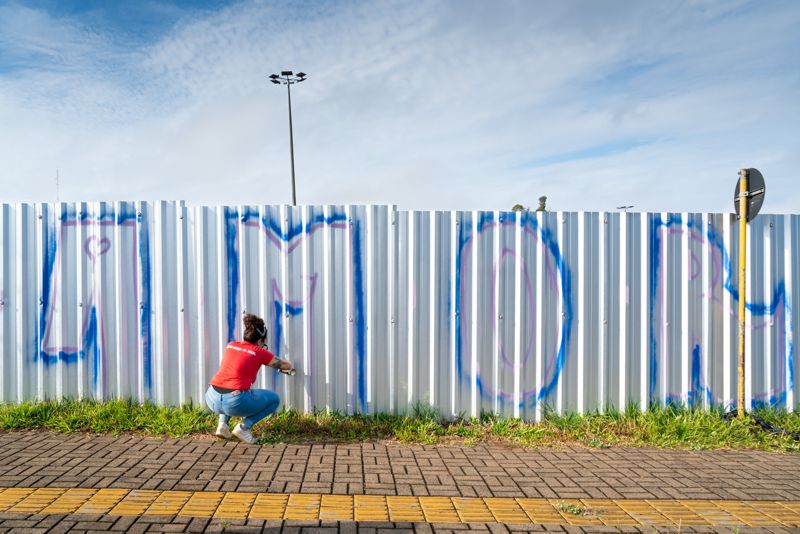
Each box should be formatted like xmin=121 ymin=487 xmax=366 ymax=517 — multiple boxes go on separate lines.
xmin=0 ymin=202 xmax=797 ymax=417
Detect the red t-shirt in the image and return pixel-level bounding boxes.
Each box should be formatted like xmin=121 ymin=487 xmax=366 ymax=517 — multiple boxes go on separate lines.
xmin=209 ymin=341 xmax=275 ymax=391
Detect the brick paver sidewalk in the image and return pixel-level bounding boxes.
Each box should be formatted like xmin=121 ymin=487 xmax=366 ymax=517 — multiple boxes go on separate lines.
xmin=1 ymin=430 xmax=798 ymax=533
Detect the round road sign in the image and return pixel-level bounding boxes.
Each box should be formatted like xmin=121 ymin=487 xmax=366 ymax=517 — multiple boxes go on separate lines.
xmin=734 ymin=168 xmax=765 ymax=221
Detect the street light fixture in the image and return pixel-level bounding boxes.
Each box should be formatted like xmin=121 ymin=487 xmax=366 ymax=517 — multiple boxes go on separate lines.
xmin=269 ymin=70 xmax=307 ymax=205
xmin=616 ymin=205 xmax=634 ymax=212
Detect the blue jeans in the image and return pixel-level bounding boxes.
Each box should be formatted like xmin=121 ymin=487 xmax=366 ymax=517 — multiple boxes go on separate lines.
xmin=205 ymin=386 xmax=281 ymax=429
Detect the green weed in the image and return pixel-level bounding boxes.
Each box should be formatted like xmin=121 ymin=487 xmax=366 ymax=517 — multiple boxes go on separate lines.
xmin=557 ymin=502 xmax=590 ymax=516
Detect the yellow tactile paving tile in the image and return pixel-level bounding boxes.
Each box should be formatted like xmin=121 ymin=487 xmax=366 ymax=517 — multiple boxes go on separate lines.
xmin=682 ymin=500 xmax=743 ymax=525
xmin=109 ymin=490 xmax=161 ymax=516
xmin=646 ymin=500 xmax=710 ymax=526
xmin=452 ymin=497 xmax=494 ymax=523
xmin=0 ymin=488 xmax=36 ymax=512
xmin=144 ymin=491 xmax=193 ymax=516
xmin=418 ymin=496 xmax=459 ymax=523
xmin=284 ymin=493 xmax=321 ymax=520
xmin=42 ymin=488 xmax=97 ymax=514
xmin=6 ymin=488 xmax=66 ymax=514
xmin=1 ymin=488 xmax=800 ymax=527
xmin=758 ymin=502 xmax=800 ymax=526
xmin=178 ymin=491 xmax=224 ymax=518
xmin=484 ymin=497 xmax=531 ymax=524
xmin=248 ymin=493 xmax=288 ymax=520
xmin=549 ymin=499 xmax=604 ymax=527
xmin=320 ymin=494 xmax=354 ymax=521
xmin=516 ymin=498 xmax=564 ymax=524
xmin=213 ymin=491 xmax=256 ymax=519
xmin=583 ymin=501 xmax=640 ymax=527
xmin=353 ymin=495 xmax=389 ymax=522
xmin=75 ymin=488 xmax=130 ymax=514
xmin=386 ymin=496 xmax=425 ymax=522
xmin=782 ymin=501 xmax=800 ymax=514
xmin=714 ymin=501 xmax=776 ymax=527
xmin=614 ymin=500 xmax=672 ymax=526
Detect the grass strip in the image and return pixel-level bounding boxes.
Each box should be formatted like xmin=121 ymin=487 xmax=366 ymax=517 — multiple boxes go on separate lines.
xmin=0 ymin=399 xmax=798 ymax=451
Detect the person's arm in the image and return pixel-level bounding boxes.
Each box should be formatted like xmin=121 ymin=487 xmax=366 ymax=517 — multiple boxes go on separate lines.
xmin=267 ymin=356 xmax=295 ymax=373
xmin=257 ymin=345 xmax=294 ymax=373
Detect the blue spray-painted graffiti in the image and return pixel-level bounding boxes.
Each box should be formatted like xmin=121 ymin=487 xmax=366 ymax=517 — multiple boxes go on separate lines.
xmin=225 ymin=207 xmax=367 ymax=411
xmin=352 ymin=220 xmax=367 ymax=409
xmin=454 ymin=210 xmax=573 ymax=410
xmin=272 ymin=300 xmax=303 ymax=358
xmin=649 ymin=214 xmax=794 ymax=409
xmin=138 ymin=207 xmax=153 ymax=395
xmin=38 ymin=203 xmax=150 ymax=396
xmin=689 ymin=343 xmax=712 ymax=407
xmin=224 ymin=207 xmax=239 ymax=343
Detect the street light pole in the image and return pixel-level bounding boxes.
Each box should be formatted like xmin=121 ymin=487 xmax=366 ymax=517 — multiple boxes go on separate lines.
xmin=286 ymin=80 xmax=296 ymax=206
xmin=270 ymin=70 xmax=307 ymax=206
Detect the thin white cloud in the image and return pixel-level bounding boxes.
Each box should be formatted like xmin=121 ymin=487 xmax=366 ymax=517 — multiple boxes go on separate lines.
xmin=0 ymin=0 xmax=797 ymax=213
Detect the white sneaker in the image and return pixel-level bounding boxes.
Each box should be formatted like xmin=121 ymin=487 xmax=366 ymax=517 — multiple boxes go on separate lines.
xmin=215 ymin=422 xmax=232 ymax=439
xmin=232 ymin=423 xmax=257 ymax=444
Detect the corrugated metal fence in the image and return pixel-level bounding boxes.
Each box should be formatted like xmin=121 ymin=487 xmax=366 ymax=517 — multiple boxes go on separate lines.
xmin=0 ymin=202 xmax=797 ymax=418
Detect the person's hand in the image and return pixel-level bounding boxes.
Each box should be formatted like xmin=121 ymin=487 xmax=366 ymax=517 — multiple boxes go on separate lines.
xmin=280 ymin=359 xmax=296 ymax=375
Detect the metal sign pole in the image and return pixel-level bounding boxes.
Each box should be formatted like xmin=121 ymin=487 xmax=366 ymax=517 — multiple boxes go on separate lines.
xmin=731 ymin=166 xmax=765 ymax=418
xmin=737 ymin=168 xmax=748 ymax=419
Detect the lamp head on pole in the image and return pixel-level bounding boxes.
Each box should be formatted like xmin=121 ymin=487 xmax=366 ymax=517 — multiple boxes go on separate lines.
xmin=268 ymin=71 xmax=307 ymax=85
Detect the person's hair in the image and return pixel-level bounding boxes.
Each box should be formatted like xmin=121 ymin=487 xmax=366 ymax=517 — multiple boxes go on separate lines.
xmin=243 ymin=313 xmax=267 ymax=344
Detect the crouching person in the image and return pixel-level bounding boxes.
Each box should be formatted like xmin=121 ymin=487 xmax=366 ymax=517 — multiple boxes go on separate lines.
xmin=205 ymin=313 xmax=295 ymax=443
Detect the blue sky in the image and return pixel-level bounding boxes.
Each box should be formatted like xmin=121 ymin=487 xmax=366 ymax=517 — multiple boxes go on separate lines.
xmin=1 ymin=0 xmax=798 ymax=212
